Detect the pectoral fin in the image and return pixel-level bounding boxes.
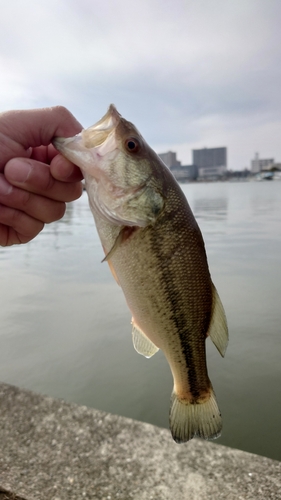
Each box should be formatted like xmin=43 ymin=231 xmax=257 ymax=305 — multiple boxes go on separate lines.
xmin=102 ymin=230 xmax=124 ymax=262
xmin=131 ymin=319 xmax=159 ymax=358
xmin=106 ymin=258 xmax=120 ymax=286
xmin=207 ymin=285 xmax=229 ymax=357
xmin=102 ymin=226 xmax=137 ymax=262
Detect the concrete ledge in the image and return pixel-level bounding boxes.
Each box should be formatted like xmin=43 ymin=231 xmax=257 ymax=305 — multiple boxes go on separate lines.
xmin=0 ymin=383 xmax=280 ymax=500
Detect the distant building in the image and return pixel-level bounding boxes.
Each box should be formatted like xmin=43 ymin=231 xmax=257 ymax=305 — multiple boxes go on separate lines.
xmin=192 ymin=147 xmax=227 ymax=179
xmin=158 ymin=151 xmax=198 ymax=181
xmin=158 ymin=151 xmax=181 ymax=168
xmin=170 ymin=164 xmax=198 ymax=181
xmin=251 ymin=153 xmax=274 ymax=173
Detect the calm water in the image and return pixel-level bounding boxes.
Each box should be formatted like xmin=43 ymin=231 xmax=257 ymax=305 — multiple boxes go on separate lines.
xmin=0 ymin=181 xmax=280 ymax=461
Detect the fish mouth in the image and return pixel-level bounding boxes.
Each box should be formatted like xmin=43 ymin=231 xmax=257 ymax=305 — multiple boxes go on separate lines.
xmin=82 ymin=104 xmax=121 ymax=148
xmin=52 ymin=104 xmax=121 ymax=173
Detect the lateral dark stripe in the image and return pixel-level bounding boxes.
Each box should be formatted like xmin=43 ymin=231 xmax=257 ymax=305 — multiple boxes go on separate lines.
xmin=150 ymin=195 xmax=211 ymax=400
xmin=164 ymin=286 xmax=202 ymax=400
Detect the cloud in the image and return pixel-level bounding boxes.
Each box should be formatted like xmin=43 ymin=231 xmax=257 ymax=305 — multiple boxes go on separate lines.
xmin=0 ymin=0 xmax=281 ymax=169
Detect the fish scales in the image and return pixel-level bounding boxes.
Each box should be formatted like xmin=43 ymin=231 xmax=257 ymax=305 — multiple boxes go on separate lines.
xmin=94 ymin=170 xmax=213 ymax=400
xmin=53 ymin=104 xmax=228 ymax=443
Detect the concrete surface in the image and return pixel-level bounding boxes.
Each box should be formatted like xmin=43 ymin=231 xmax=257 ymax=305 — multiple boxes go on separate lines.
xmin=0 ymin=382 xmax=280 ymax=500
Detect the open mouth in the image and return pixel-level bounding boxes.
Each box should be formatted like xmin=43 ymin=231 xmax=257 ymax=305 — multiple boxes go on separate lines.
xmin=52 ymin=104 xmax=121 ymax=171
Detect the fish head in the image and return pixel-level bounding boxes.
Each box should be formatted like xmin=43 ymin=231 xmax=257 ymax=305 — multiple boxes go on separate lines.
xmin=53 ymin=104 xmax=166 ymax=227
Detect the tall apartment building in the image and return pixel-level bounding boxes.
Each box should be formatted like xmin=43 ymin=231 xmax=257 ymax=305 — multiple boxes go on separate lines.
xmin=158 ymin=151 xmax=198 ymax=181
xmin=192 ymin=147 xmax=227 ymax=178
xmin=158 ymin=151 xmax=181 ymax=168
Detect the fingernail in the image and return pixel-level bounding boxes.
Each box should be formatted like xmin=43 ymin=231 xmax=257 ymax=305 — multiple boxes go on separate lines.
xmin=0 ymin=175 xmax=13 ymax=195
xmin=5 ymin=159 xmax=32 ymax=183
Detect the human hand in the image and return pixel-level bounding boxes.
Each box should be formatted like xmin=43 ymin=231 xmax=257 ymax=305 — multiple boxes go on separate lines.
xmin=0 ymin=106 xmax=83 ymax=246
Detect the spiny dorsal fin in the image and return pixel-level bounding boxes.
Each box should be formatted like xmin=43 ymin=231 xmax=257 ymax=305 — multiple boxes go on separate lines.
xmin=131 ymin=319 xmax=159 ymax=358
xmin=207 ymin=284 xmax=229 ymax=357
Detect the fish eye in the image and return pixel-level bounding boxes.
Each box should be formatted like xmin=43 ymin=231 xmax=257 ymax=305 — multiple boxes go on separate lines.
xmin=125 ymin=138 xmax=140 ymax=153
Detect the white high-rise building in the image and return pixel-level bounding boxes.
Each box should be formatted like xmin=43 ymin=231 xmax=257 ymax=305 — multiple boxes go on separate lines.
xmin=251 ymin=153 xmax=274 ymax=173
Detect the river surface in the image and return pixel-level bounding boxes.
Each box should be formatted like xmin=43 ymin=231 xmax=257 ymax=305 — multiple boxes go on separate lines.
xmin=0 ymin=181 xmax=280 ymax=461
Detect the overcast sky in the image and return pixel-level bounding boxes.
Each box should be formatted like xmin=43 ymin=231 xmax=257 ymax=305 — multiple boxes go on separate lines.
xmin=1 ymin=0 xmax=280 ymax=170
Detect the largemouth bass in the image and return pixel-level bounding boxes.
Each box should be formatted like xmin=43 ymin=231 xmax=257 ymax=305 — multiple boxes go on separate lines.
xmin=53 ymin=105 xmax=228 ymax=443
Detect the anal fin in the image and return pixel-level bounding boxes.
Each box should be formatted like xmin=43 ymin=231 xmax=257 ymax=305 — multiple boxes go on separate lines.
xmin=208 ymin=284 xmax=229 ymax=357
xmin=131 ymin=319 xmax=159 ymax=358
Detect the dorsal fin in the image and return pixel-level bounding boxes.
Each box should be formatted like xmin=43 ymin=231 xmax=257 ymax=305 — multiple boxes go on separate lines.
xmin=207 ymin=284 xmax=229 ymax=357
xmin=131 ymin=319 xmax=159 ymax=358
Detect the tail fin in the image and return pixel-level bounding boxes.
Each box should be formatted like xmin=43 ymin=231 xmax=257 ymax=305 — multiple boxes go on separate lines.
xmin=169 ymin=389 xmax=222 ymax=443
